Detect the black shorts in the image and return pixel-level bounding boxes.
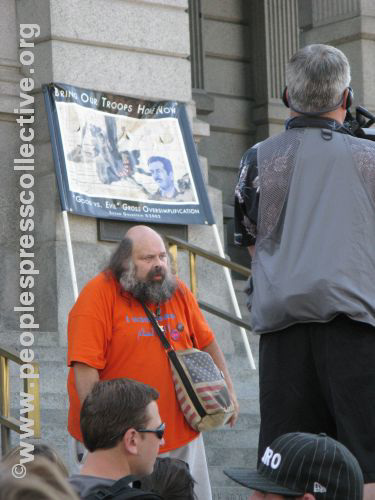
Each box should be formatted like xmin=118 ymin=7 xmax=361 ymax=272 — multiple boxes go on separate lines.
xmin=258 ymin=314 xmax=375 ymax=483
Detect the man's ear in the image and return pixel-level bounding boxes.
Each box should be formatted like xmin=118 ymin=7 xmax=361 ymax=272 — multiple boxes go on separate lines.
xmin=341 ymin=87 xmax=349 ymax=110
xmin=301 ymin=494 xmax=316 ymax=500
xmin=122 ymin=428 xmax=139 ymax=456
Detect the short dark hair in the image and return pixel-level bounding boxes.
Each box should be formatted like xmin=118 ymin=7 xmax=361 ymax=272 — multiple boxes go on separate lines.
xmin=140 ymin=458 xmax=196 ymax=500
xmin=106 ymin=237 xmax=133 ymax=281
xmin=148 ymin=156 xmax=173 ymax=175
xmin=80 ymin=378 xmax=159 ymax=452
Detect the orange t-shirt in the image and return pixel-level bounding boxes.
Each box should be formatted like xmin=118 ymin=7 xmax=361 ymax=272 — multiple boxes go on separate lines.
xmin=67 ymin=272 xmax=215 ymax=453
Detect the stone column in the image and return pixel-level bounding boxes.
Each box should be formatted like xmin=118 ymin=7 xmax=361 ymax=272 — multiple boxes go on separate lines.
xmin=0 ymin=0 xmax=20 ymax=112
xmin=300 ymin=0 xmax=375 ymax=112
xmin=15 ymin=0 xmax=218 ymax=345
xmin=251 ymin=0 xmax=299 ymax=141
xmin=0 ymin=0 xmax=21 ymax=331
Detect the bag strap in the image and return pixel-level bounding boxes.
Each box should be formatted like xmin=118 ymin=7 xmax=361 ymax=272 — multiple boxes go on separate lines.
xmin=85 ymin=476 xmax=163 ymax=499
xmin=141 ymin=302 xmax=171 ymax=351
xmin=84 ymin=476 xmax=132 ymax=499
xmin=140 ymin=301 xmax=206 ymax=419
xmin=108 ymin=476 xmax=163 ymax=499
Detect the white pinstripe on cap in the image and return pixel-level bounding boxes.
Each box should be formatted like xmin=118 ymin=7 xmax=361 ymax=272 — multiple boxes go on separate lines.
xmin=224 ymin=432 xmax=363 ymax=499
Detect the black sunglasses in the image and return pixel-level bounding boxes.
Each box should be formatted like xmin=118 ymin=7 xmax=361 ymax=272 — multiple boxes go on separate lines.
xmin=136 ymin=422 xmax=165 ymax=440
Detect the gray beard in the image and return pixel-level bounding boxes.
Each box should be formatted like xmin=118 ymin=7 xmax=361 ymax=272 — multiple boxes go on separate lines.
xmin=119 ymin=264 xmax=177 ymax=304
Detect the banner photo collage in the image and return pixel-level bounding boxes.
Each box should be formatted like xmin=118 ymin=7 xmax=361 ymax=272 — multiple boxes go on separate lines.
xmin=43 ymin=83 xmax=214 ymax=225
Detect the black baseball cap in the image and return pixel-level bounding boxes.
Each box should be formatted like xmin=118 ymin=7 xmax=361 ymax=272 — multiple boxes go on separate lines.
xmin=224 ymin=433 xmax=363 ymax=499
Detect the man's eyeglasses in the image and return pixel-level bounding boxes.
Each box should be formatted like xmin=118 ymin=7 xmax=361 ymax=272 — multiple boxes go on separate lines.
xmin=136 ymin=422 xmax=166 ymax=440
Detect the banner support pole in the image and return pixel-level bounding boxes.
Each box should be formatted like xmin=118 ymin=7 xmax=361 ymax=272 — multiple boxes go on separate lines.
xmin=212 ymin=224 xmax=256 ymax=370
xmin=62 ymin=210 xmax=79 ymax=301
xmin=62 ymin=210 xmax=87 ymax=468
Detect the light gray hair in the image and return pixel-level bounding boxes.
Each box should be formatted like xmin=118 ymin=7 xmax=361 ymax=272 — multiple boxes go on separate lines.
xmin=119 ymin=258 xmax=177 ymax=304
xmin=285 ymin=44 xmax=351 ymax=113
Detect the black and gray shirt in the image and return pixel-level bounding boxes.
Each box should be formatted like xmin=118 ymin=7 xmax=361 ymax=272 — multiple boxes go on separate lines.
xmin=234 ymin=117 xmax=375 ymax=333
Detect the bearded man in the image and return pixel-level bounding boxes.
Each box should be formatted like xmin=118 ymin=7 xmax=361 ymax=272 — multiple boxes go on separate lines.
xmin=67 ymin=225 xmax=239 ymax=500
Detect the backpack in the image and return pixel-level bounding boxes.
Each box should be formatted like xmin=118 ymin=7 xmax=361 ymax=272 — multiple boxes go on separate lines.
xmin=83 ymin=476 xmax=163 ymax=500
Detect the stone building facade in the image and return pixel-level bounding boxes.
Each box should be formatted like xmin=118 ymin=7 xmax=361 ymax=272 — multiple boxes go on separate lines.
xmin=1 ymin=0 xmax=374 ymax=497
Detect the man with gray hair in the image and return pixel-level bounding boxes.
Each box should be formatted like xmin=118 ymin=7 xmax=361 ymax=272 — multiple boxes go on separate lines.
xmin=67 ymin=225 xmax=239 ymax=500
xmin=234 ymin=44 xmax=375 ymax=498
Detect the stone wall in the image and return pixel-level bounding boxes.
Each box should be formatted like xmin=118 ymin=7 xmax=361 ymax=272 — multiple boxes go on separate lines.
xmin=0 ymin=0 xmax=23 ymax=332
xmin=197 ymin=0 xmax=253 ymax=207
xmin=250 ymin=0 xmax=299 ymax=141
xmin=3 ymin=0 xmax=373 ymax=343
xmin=300 ymin=0 xmax=375 ymax=112
xmin=10 ymin=0 xmax=227 ymax=346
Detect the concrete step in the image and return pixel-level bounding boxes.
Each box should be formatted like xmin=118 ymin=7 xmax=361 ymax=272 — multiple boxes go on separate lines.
xmin=236 ymin=400 xmax=259 ymax=420
xmin=207 ymin=446 xmax=258 ymax=467
xmin=8 ymin=360 xmax=68 ymax=394
xmin=203 ymin=411 xmax=260 ymax=437
xmin=212 ymin=486 xmax=251 ymax=500
xmin=2 ymin=408 xmax=71 ymax=472
xmin=10 ymin=391 xmax=68 ymax=410
xmin=34 ymin=346 xmax=68 ymax=361
xmin=232 ymin=279 xmax=250 ymax=291
xmin=39 ymin=409 xmax=70 ymax=466
xmin=231 ymin=382 xmax=257 ymax=402
xmin=231 ymin=330 xmax=253 ymax=348
xmin=226 ymin=349 xmax=258 ymax=381
xmin=205 ymin=278 xmax=259 ymax=498
xmin=204 ymin=428 xmax=259 ymax=450
xmin=225 ymin=349 xmax=259 ymax=371
xmin=1 ymin=270 xmax=261 ymax=497
xmin=228 ymin=411 xmax=260 ymax=431
xmin=209 ymin=465 xmax=250 ymax=490
xmin=0 ymin=330 xmax=59 ymax=347
xmin=228 ymin=294 xmax=249 ymax=311
xmin=3 ymin=345 xmax=66 ymax=362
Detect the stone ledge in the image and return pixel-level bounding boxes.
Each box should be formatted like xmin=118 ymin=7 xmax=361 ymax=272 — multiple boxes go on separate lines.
xmin=32 ymin=41 xmax=192 ymax=102
xmin=193 ymin=89 xmax=215 ymax=115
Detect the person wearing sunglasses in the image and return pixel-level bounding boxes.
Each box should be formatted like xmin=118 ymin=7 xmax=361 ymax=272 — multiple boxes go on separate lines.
xmin=69 ymin=378 xmax=165 ymax=499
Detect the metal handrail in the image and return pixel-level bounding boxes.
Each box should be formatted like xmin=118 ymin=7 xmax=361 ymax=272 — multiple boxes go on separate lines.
xmin=167 ymin=236 xmax=251 ymax=277
xmin=165 ymin=235 xmax=252 ymax=331
xmin=0 ymin=346 xmax=40 ymax=456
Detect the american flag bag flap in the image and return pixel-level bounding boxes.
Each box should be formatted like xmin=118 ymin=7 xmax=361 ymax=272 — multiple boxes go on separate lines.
xmin=141 ymin=302 xmax=234 ymax=432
